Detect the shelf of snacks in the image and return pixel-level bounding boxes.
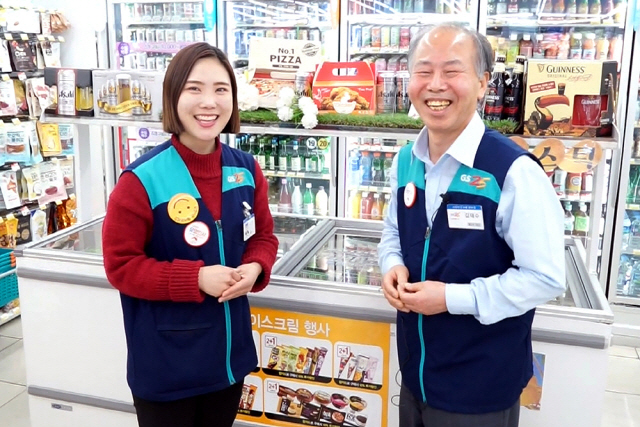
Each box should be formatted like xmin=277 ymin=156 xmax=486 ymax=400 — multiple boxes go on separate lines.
xmin=0 ymin=300 xmax=19 ymax=326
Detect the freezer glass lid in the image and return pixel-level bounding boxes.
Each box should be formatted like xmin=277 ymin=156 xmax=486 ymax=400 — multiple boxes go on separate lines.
xmin=42 ymin=220 xmax=103 ymax=254
xmin=274 ymin=216 xmax=320 ymax=261
xmin=295 ymin=232 xmax=381 ymax=287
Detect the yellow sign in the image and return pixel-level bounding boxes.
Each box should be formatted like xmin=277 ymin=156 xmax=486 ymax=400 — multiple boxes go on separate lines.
xmin=531 ymin=138 xmax=566 ymax=172
xmin=237 ymin=307 xmax=392 ymax=427
xmin=317 ymin=138 xmax=330 ymax=151
xmin=558 ymin=140 xmax=603 ymax=173
xmin=509 ymin=136 xmax=530 ymax=151
xmin=167 ymin=193 xmax=199 ymax=224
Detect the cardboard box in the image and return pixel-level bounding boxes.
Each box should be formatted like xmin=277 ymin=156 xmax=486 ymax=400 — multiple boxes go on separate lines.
xmin=92 ymin=70 xmax=164 ymax=122
xmin=312 ymin=61 xmax=376 ymax=115
xmin=523 ymin=60 xmax=617 ymax=138
xmin=44 ymin=67 xmax=94 ymax=117
xmin=247 ymin=37 xmax=322 ymax=109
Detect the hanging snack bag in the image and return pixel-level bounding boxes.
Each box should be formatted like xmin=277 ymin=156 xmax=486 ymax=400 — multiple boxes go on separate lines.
xmin=0 ymin=79 xmax=19 ymax=116
xmin=31 ymin=208 xmax=48 ymax=243
xmin=5 ymin=123 xmax=31 ymax=163
xmin=16 ymin=212 xmax=33 ymax=245
xmin=36 ymin=121 xmax=62 ymax=156
xmin=41 ymin=42 xmax=61 ymax=67
xmin=65 ymin=197 xmax=77 ymax=225
xmin=22 ymin=165 xmax=42 ymax=201
xmin=0 ymin=170 xmax=22 ymax=209
xmin=59 ymin=158 xmax=74 ymax=189
xmin=0 ymin=217 xmax=18 ymax=249
xmin=0 ymin=125 xmax=6 ymax=166
xmin=37 ymin=160 xmax=68 ymax=205
xmin=58 ymin=124 xmax=75 ymax=155
xmin=8 ymin=41 xmax=37 ymax=72
xmin=0 ymin=41 xmax=12 ymax=72
xmin=24 ymin=120 xmax=43 ymax=164
xmin=13 ymin=79 xmax=28 ymax=116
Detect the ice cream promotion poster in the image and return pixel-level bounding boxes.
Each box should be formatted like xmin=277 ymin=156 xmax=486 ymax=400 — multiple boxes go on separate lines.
xmin=264 ymin=378 xmax=382 ymax=427
xmin=238 ymin=375 xmax=264 ymax=418
xmin=334 ymin=343 xmax=384 ymax=390
xmin=521 ymin=352 xmax=545 ymax=411
xmin=253 ymin=330 xmax=261 ymax=373
xmin=262 ymin=333 xmax=333 ymax=383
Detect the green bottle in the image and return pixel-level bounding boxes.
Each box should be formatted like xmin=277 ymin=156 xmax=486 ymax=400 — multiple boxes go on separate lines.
xmin=303 ymin=183 xmax=314 ymax=216
xmin=278 ymin=138 xmax=288 ymax=172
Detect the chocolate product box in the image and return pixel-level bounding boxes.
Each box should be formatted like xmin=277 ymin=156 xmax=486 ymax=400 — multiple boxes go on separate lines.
xmin=92 ymin=70 xmax=164 ymax=122
xmin=312 ymin=61 xmax=376 ymax=115
xmin=44 ymin=67 xmax=94 ymax=117
xmin=523 ymin=60 xmax=617 ymax=138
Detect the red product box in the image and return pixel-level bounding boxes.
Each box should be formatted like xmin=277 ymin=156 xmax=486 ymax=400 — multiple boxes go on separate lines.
xmin=312 ymin=62 xmax=376 ymax=115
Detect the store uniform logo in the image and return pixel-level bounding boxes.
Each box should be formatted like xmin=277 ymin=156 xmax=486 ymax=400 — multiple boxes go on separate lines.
xmin=461 ymin=174 xmax=491 ymax=190
xmin=227 ymin=172 xmax=245 ymax=184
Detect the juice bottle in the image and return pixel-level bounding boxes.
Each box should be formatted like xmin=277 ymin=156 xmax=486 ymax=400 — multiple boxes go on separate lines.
xmin=506 ymin=33 xmax=519 ymax=66
xmin=382 ymin=194 xmax=391 ymax=218
xmin=360 ymin=151 xmax=373 ymax=185
xmin=563 ymin=202 xmax=574 ymax=235
xmin=533 ymin=33 xmax=545 ymax=59
xmin=383 ymin=153 xmax=394 ymax=185
xmin=303 ymin=183 xmax=314 ymax=215
xmin=582 ymin=33 xmax=596 ymax=59
xmin=291 ymin=184 xmax=302 ymax=214
xmin=569 ymin=33 xmax=583 ymax=59
xmin=566 ymin=172 xmax=582 ymax=198
xmin=360 ymin=192 xmax=372 ymax=220
xmin=349 ymin=190 xmax=361 ymax=219
xmin=278 ymin=178 xmax=292 ymax=213
xmin=596 ymin=33 xmax=609 ymax=60
xmin=581 ymin=171 xmax=593 ymax=200
xmin=370 ymin=194 xmax=382 ymax=220
xmin=519 ymin=34 xmax=533 ymax=58
xmin=573 ymin=202 xmax=589 ymax=236
xmin=315 ymin=186 xmax=328 ymax=216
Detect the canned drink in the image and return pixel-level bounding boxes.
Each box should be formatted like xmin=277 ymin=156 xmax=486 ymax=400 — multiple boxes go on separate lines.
xmin=396 ymin=71 xmax=410 ymax=113
xmin=156 ymin=29 xmax=165 ymax=42
xmin=146 ymin=57 xmax=156 ymax=70
xmin=194 ymin=29 xmax=205 ymax=42
xmin=193 ymin=2 xmax=203 ymax=20
xmin=371 ymin=26 xmax=381 ymax=48
xmin=351 ymin=25 xmax=362 ymax=50
xmin=381 ymin=26 xmax=391 ymax=49
xmin=390 ymin=27 xmax=400 ymax=49
xmin=153 ymin=4 xmax=163 ymax=20
xmin=400 ymin=27 xmax=411 ymax=49
xmin=165 ymin=29 xmax=175 ymax=42
xmin=276 ymin=29 xmax=286 ymax=39
xmin=184 ymin=30 xmax=194 ymax=42
xmin=374 ymin=57 xmax=387 ymax=72
xmin=57 ymin=69 xmax=76 ymax=115
xmin=183 ymin=2 xmax=194 ymax=20
xmin=265 ymin=29 xmax=275 ymax=38
xmin=173 ymin=3 xmax=184 ymax=20
xmin=156 ymin=56 xmax=166 ymax=71
xmin=362 ymin=26 xmax=372 ymax=48
xmin=287 ymin=29 xmax=297 ymax=39
xmin=163 ymin=3 xmax=172 ymax=20
xmin=137 ymin=52 xmax=147 ymax=69
xmin=295 ymin=70 xmax=314 ymax=98
xmin=298 ymin=29 xmax=308 ymax=40
xmin=135 ymin=4 xmax=144 ymax=20
xmin=377 ymin=72 xmax=396 ymax=114
xmin=309 ymin=29 xmax=320 ymax=41
xmin=146 ymin=29 xmax=156 ymax=42
xmin=137 ymin=29 xmax=146 ymax=42
xmin=175 ymin=30 xmax=185 ymax=42
xmin=143 ymin=4 xmax=153 ymax=20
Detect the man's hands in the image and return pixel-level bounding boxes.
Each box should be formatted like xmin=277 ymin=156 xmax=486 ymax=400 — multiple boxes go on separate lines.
xmin=382 ymin=265 xmax=448 ymax=316
xmin=198 ymin=263 xmax=263 ymax=303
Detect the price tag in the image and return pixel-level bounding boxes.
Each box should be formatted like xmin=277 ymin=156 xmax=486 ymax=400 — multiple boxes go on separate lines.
xmin=20 ymin=206 xmax=30 ymax=216
xmin=55 ymin=200 xmax=63 ymax=205
xmin=37 ymin=35 xmax=45 ymax=41
xmin=69 ymin=193 xmax=76 ymax=200
xmin=336 ymin=345 xmax=350 ymax=358
xmin=10 ymin=163 xmax=19 ymax=171
xmin=11 ymin=118 xmax=20 ymax=125
xmin=17 ymin=72 xmax=26 ymax=81
xmin=20 ymin=34 xmax=28 ymax=41
xmin=4 ymin=33 xmax=13 ymax=41
xmin=57 ymin=36 xmax=64 ymax=42
xmin=6 ymin=213 xmax=15 ymax=221
xmin=264 ymin=335 xmax=277 ymax=348
xmin=317 ymin=137 xmax=330 ymax=150
xmin=47 ymin=35 xmax=54 ymax=41
xmin=0 ymin=74 xmax=9 ymax=81
xmin=266 ymin=380 xmax=278 ymax=394
xmin=39 ymin=204 xmax=47 ymax=211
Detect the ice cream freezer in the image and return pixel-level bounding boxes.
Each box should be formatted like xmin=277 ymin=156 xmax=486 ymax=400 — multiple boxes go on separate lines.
xmin=16 ymin=215 xmax=612 ymax=427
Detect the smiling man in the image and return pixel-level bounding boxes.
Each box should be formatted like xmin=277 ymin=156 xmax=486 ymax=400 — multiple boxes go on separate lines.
xmin=378 ymin=24 xmax=566 ymax=427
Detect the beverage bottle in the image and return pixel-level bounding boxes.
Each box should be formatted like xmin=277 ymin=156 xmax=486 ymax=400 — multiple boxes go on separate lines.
xmin=582 ymin=33 xmax=596 ymax=59
xmin=239 ymin=134 xmax=250 ymax=152
xmin=257 ymin=141 xmax=266 ymax=169
xmin=315 ymin=186 xmax=328 ymax=216
xmin=577 ymin=0 xmax=589 ymax=13
xmin=581 ymin=171 xmax=593 ymax=200
xmin=507 ymin=0 xmax=518 ymax=13
xmin=303 ymin=183 xmax=314 ymax=215
xmin=291 ymin=139 xmax=302 ymax=172
xmin=617 ymin=259 xmax=630 ymax=293
xmin=384 ymin=153 xmax=394 ymax=185
xmin=487 ymin=0 xmax=497 ymax=14
xmin=566 ymin=172 xmax=582 ymax=198
xmin=360 ymin=151 xmax=373 ymax=185
xmin=589 ymin=0 xmax=601 ymax=14
xmin=630 ymin=261 xmax=640 ymax=297
xmin=414 ymin=0 xmax=424 ymax=12
xmin=613 ymin=0 xmax=626 ymax=24
xmin=382 ymin=194 xmax=391 ymax=218
xmin=348 ymin=150 xmax=361 ymax=185
xmin=622 ymin=212 xmax=631 ymax=250
xmin=601 ymin=0 xmax=613 ymax=13
xmin=569 ymin=33 xmax=583 ymax=59
xmin=317 ymin=149 xmax=326 ymax=173
xmin=627 ymin=167 xmax=639 ymax=203
xmin=291 ymin=183 xmax=303 ymax=214
xmin=250 ymin=135 xmax=259 ymax=160
xmin=269 ymin=137 xmax=278 ymax=170
xmin=630 ymin=217 xmax=640 ymax=249
xmin=503 ymin=56 xmax=525 ymax=127
xmin=372 ymin=152 xmax=385 ymax=184
xmin=554 ymin=0 xmax=566 ymax=13
xmin=278 ymin=138 xmax=288 ymax=172
xmin=278 ymin=178 xmax=292 ymax=213
xmin=519 ymin=34 xmax=533 ymax=57
xmin=557 ymin=33 xmax=570 ymax=59
xmin=496 ymin=0 xmax=507 ymax=14
xmin=565 ymin=0 xmax=578 ymax=13
xmin=360 ymin=192 xmax=372 ymax=220
xmin=349 ymin=190 xmax=361 ymax=219
xmin=572 ymin=202 xmax=589 ymax=236
xmin=533 ymin=33 xmax=545 ymax=59
xmin=543 ymin=0 xmax=554 ymax=12
xmin=304 ymin=146 xmax=314 ymax=172
xmin=506 ymin=33 xmax=519 ymax=66
xmin=596 ymin=33 xmax=609 ymax=60
xmin=563 ymin=201 xmax=574 ymax=235
xmin=483 ymin=54 xmax=506 ymax=121
xmin=371 ymin=194 xmax=382 ymax=220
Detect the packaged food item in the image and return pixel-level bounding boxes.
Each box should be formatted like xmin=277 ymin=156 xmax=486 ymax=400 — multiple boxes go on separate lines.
xmin=24 ymin=120 xmax=43 ymax=165
xmin=0 ymin=126 xmax=6 ymax=165
xmin=41 ymin=42 xmax=62 ymax=67
xmin=31 ymin=209 xmax=48 ymax=243
xmin=12 ymin=79 xmax=28 ymax=116
xmin=26 ymin=77 xmax=50 ymax=115
xmin=93 ymin=70 xmax=163 ymax=121
xmin=58 ymin=124 xmax=75 ymax=155
xmin=59 ymin=158 xmax=74 ymax=189
xmin=313 ymin=62 xmax=375 ymax=115
xmin=267 ymin=346 xmax=282 ymax=369
xmin=8 ymin=41 xmax=37 ymax=72
xmin=41 ymin=12 xmax=52 ymax=34
xmin=0 ymin=79 xmax=19 ymax=116
xmin=15 ymin=212 xmax=32 ymax=245
xmin=65 ymin=197 xmax=77 ymax=225
xmin=296 ymin=347 xmax=309 ymax=373
xmin=37 ymin=160 xmax=68 ymax=205
xmin=5 ymin=123 xmax=31 ymax=163
xmin=56 ymin=201 xmax=71 ymax=229
xmin=36 ymin=122 xmax=62 ymax=156
xmin=0 ymin=170 xmax=21 ymax=209
xmin=0 ymin=217 xmax=18 ymax=249
xmin=0 ymin=41 xmax=12 ymax=72
xmin=44 ymin=67 xmax=94 ymax=117
xmin=313 ymin=347 xmax=328 ymax=376
xmin=22 ymin=165 xmax=42 ymax=201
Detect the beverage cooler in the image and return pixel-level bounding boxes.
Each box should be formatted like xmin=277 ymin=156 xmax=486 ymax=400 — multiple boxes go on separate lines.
xmin=16 ymin=216 xmax=613 ymax=427
xmin=107 ymin=0 xmax=215 ymax=71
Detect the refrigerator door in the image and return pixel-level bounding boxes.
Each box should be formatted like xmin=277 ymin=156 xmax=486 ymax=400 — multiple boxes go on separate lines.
xmin=107 ymin=0 xmax=215 ymax=71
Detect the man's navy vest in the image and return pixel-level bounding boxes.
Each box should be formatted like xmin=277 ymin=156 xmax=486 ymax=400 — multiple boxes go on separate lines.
xmin=396 ymin=129 xmax=537 ymax=414
xmin=119 ymin=140 xmax=258 ymax=401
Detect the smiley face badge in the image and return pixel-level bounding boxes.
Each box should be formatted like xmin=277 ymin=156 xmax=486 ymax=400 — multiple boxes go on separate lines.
xmin=168 ymin=193 xmax=199 ymax=224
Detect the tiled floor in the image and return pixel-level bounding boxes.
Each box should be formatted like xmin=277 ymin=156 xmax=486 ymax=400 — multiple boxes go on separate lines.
xmin=1 ymin=316 xmax=640 ymax=426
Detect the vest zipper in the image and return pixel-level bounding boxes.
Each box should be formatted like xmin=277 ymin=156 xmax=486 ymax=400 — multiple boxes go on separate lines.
xmin=418 ymin=226 xmax=430 ymax=403
xmin=216 ymin=220 xmax=236 ymax=386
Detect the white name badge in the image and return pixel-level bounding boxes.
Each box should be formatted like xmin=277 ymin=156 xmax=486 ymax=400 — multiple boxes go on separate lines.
xmin=243 ymin=214 xmax=256 ymax=241
xmin=447 ymin=204 xmax=484 ymax=230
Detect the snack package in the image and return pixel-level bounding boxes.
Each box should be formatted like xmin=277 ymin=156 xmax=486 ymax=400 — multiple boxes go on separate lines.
xmin=27 ymin=77 xmax=50 ymax=114
xmin=59 ymin=158 xmax=74 ymax=189
xmin=65 ymin=197 xmax=77 ymax=225
xmin=0 ymin=170 xmax=21 ymax=209
xmin=58 ymin=124 xmax=75 ymax=156
xmin=0 ymin=126 xmax=6 ymax=166
xmin=0 ymin=41 xmax=12 ymax=73
xmin=25 ymin=121 xmax=43 ymax=165
xmin=37 ymin=160 xmax=68 ymax=205
xmin=22 ymin=165 xmax=42 ymax=201
xmin=31 ymin=209 xmax=48 ymax=243
xmin=13 ymin=79 xmax=28 ymax=116
xmin=5 ymin=123 xmax=31 ymax=163
xmin=8 ymin=41 xmax=37 ymax=72
xmin=16 ymin=213 xmax=32 ymax=245
xmin=0 ymin=217 xmax=19 ymax=249
xmin=0 ymin=79 xmax=19 ymax=116
xmin=36 ymin=42 xmax=45 ymax=70
xmin=41 ymin=42 xmax=61 ymax=68
xmin=36 ymin=122 xmax=62 ymax=156
xmin=41 ymin=12 xmax=52 ymax=35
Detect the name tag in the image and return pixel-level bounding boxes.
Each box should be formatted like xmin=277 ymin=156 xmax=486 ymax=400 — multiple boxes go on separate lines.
xmin=243 ymin=214 xmax=256 ymax=241
xmin=447 ymin=204 xmax=484 ymax=230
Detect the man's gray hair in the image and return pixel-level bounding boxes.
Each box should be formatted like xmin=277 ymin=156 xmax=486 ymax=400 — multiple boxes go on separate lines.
xmin=407 ymin=23 xmax=494 ymax=79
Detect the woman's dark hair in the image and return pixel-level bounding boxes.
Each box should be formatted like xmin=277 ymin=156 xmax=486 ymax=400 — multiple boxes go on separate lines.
xmin=162 ymin=42 xmax=240 ymax=135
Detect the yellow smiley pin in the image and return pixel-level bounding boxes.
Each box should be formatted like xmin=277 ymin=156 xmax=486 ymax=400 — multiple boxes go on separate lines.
xmin=168 ymin=193 xmax=199 ymax=224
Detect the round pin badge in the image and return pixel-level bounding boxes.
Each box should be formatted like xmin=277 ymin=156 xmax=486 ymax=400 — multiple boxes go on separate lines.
xmin=404 ymin=182 xmax=417 ymax=208
xmin=168 ymin=193 xmax=199 ymax=224
xmin=184 ymin=221 xmax=210 ymax=247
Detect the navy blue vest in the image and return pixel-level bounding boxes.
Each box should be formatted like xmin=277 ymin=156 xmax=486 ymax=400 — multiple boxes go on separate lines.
xmin=396 ymin=129 xmax=537 ymax=414
xmin=119 ymin=140 xmax=258 ymax=401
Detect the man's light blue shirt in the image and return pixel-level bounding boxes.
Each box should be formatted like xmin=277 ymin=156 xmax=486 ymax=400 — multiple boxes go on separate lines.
xmin=378 ymin=113 xmax=566 ymax=325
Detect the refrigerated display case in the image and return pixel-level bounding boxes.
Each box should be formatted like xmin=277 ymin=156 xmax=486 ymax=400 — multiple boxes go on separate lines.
xmin=16 ymin=216 xmax=613 ymax=427
xmin=218 ymin=0 xmax=339 ymax=69
xmin=107 ymin=0 xmax=215 ymax=71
